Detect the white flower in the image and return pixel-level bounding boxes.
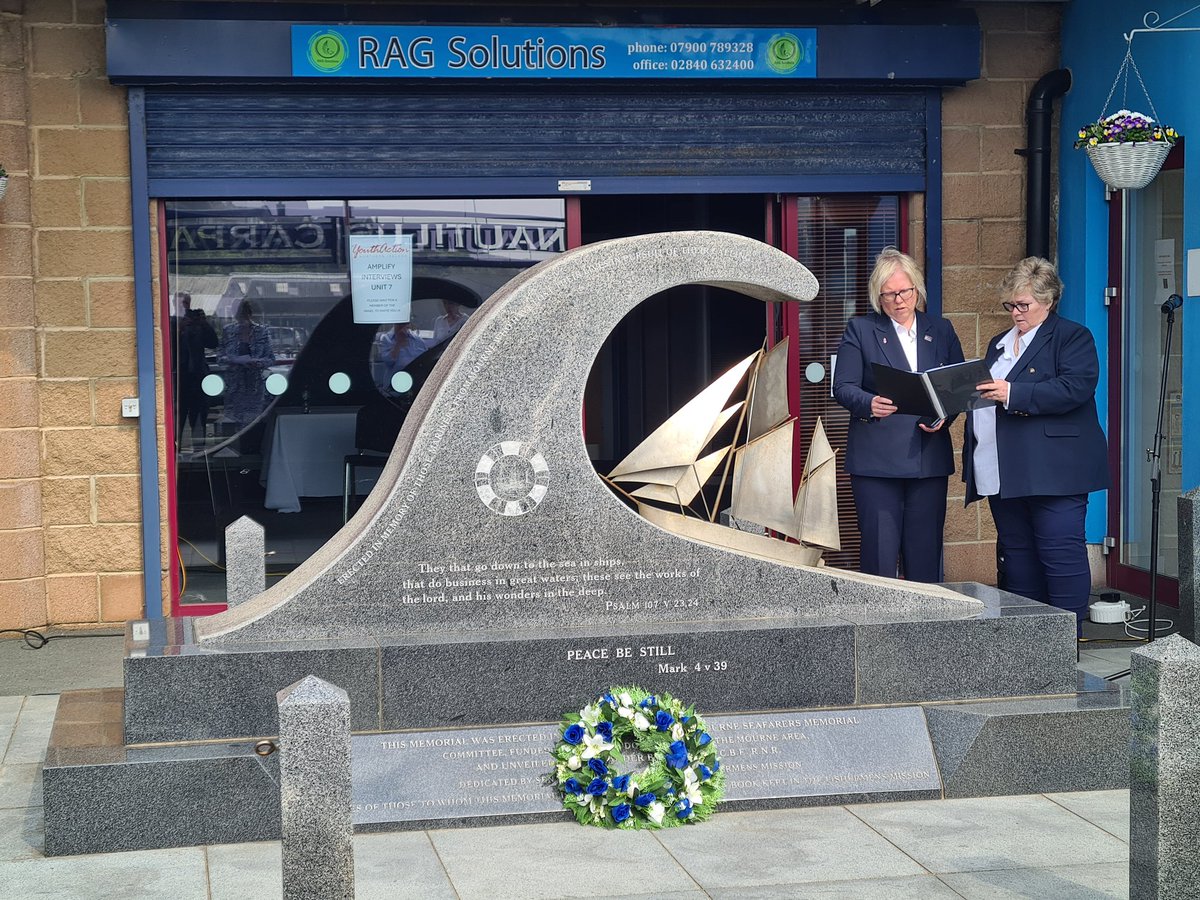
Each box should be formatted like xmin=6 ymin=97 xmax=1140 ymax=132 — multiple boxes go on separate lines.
xmin=683 ymin=768 xmax=704 ymax=806
xmin=567 ymin=755 xmax=581 ymax=770
xmin=617 ymin=705 xmax=634 ymax=719
xmin=579 ymin=705 xmax=600 ymax=727
xmin=671 ymin=723 xmax=684 ymax=740
xmin=647 ymin=801 xmax=666 ymax=825
xmin=581 ymin=732 xmax=612 ymax=760
xmin=633 ymin=713 xmax=651 ymax=731
xmin=618 ymin=692 xmax=633 ymax=706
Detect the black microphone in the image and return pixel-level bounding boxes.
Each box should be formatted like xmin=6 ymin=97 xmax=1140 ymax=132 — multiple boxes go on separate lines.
xmin=1162 ymin=294 xmax=1184 ymax=313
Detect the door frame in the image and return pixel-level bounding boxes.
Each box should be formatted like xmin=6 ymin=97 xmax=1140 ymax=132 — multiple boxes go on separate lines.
xmin=1105 ymin=144 xmax=1184 ymax=604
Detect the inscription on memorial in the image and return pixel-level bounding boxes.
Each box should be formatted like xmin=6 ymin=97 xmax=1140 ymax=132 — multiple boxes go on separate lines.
xmin=395 ymin=556 xmax=709 ymax=611
xmin=351 ymin=707 xmax=941 ymax=824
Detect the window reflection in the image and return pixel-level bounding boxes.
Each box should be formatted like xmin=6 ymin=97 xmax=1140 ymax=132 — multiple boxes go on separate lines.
xmin=165 ymin=197 xmax=566 ymax=604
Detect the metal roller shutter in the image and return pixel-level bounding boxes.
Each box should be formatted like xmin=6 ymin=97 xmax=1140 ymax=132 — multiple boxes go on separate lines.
xmin=143 ymin=84 xmax=928 ymax=191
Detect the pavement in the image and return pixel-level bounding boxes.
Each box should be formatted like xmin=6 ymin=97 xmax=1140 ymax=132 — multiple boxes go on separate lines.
xmin=0 ymin=632 xmax=1137 ymax=899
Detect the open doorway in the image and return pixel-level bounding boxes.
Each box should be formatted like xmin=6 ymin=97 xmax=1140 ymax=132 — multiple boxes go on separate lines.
xmin=581 ymin=194 xmax=772 ymax=471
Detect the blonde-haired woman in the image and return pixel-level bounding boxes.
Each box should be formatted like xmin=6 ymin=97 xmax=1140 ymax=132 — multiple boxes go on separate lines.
xmin=968 ymin=257 xmax=1108 ymax=632
xmin=833 ymin=247 xmax=964 ymax=581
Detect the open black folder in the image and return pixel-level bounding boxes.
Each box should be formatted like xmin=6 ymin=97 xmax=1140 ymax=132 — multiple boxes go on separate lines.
xmin=870 ymin=358 xmax=996 ymax=422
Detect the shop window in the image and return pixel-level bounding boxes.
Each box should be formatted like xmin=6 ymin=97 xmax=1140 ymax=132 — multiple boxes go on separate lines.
xmin=164 ymin=198 xmax=566 ymax=606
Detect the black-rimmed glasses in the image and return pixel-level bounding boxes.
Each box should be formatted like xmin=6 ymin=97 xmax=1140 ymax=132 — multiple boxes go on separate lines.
xmin=880 ymin=287 xmax=916 ymax=303
xmin=1002 ymin=301 xmax=1033 ymax=313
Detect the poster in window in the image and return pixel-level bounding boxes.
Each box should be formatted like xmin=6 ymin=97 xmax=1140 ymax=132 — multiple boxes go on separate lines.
xmin=349 ymin=234 xmax=414 ymax=324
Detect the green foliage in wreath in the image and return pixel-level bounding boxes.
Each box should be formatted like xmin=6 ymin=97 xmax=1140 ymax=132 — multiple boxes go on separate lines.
xmin=550 ymin=686 xmax=724 ymax=829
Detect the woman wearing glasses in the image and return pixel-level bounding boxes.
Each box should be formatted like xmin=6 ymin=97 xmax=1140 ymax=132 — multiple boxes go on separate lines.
xmin=967 ymin=257 xmax=1108 ymax=632
xmin=833 ymin=247 xmax=964 ymax=581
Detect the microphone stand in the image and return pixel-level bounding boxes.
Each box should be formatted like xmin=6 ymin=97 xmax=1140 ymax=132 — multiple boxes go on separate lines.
xmin=1146 ymin=297 xmax=1180 ymax=643
xmin=1105 ymin=295 xmax=1179 ymax=681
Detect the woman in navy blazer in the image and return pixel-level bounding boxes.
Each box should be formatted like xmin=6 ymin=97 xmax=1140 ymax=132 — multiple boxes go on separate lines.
xmin=968 ymin=257 xmax=1108 ymax=630
xmin=833 ymin=248 xmax=964 ymax=582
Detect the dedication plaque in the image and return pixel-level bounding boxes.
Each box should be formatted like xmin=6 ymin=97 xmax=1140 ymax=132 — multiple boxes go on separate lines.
xmin=351 ymin=707 xmax=941 ymax=824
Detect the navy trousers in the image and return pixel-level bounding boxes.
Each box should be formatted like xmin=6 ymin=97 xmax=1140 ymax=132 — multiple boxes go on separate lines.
xmin=850 ymin=475 xmax=947 ymax=583
xmin=987 ymin=494 xmax=1090 ymax=626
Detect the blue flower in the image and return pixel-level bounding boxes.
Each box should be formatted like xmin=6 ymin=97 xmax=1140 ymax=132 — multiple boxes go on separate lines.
xmin=596 ymin=721 xmax=614 ymax=741
xmin=681 ymin=715 xmax=692 ymax=725
xmin=676 ymin=798 xmax=693 ymax=819
xmin=640 ymin=695 xmax=656 ymax=708
xmin=589 ymin=757 xmax=609 ymax=776
xmin=634 ymin=792 xmax=657 ymax=807
xmin=655 ymin=710 xmax=675 ymax=732
xmin=563 ymin=778 xmax=584 ymax=795
xmin=563 ymin=724 xmax=585 ymax=745
xmin=612 ymin=773 xmax=630 ymax=792
xmin=602 ymin=692 xmax=616 ymax=706
xmin=586 ymin=777 xmax=608 ymax=796
xmin=697 ymin=732 xmax=712 ymax=747
xmin=611 ymin=803 xmax=632 ymax=824
xmin=666 ymin=740 xmax=689 ymax=769
xmin=699 ymin=764 xmax=713 ymax=781
xmin=713 ymin=760 xmax=721 ymax=773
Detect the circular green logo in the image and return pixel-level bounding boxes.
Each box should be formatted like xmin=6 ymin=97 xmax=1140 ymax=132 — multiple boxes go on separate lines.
xmin=766 ymin=33 xmax=803 ymax=74
xmin=308 ymin=30 xmax=348 ymax=73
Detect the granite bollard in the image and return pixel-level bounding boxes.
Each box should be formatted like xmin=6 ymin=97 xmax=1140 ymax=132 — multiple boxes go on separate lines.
xmin=1179 ymin=488 xmax=1199 ymax=642
xmin=277 ymin=675 xmax=354 ymax=900
xmin=225 ymin=515 xmax=266 ymax=607
xmin=1129 ymin=634 xmax=1200 ymax=898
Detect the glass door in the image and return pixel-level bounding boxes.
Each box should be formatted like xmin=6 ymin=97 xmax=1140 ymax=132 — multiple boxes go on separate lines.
xmin=1108 ymin=150 xmax=1184 ymax=602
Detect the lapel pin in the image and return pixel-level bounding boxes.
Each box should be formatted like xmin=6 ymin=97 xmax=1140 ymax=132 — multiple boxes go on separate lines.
xmin=1029 ymin=367 xmax=1036 ymax=373
xmin=924 ymin=334 xmax=933 ymax=342
xmin=882 ymin=337 xmax=887 ymax=344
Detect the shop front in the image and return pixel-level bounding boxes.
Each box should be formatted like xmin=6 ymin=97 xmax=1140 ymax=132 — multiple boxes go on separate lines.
xmin=104 ymin=2 xmax=980 ymax=617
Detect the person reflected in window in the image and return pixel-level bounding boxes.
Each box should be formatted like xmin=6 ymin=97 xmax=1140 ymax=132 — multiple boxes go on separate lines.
xmin=433 ymin=299 xmax=471 ymax=344
xmin=172 ymin=291 xmax=218 ymax=446
xmin=833 ymin=247 xmax=965 ymax=582
xmin=967 ymin=257 xmax=1108 ymax=633
xmin=219 ymin=299 xmax=275 ymax=427
xmin=373 ymin=322 xmax=428 ymax=392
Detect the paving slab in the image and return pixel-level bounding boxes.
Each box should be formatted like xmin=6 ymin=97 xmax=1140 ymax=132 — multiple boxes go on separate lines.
xmin=4 ymin=697 xmax=58 ymax=765
xmin=848 ymin=795 xmax=1128 ymax=873
xmin=0 ymin=763 xmax=41 ymax=809
xmin=654 ymin=806 xmax=926 ymax=890
xmin=707 ymin=875 xmax=961 ymax=899
xmin=0 ymin=806 xmax=43 ymax=862
xmin=0 ymin=846 xmax=209 ymax=899
xmin=939 ymin=861 xmax=1128 ymax=899
xmin=429 ymin=821 xmax=699 ymax=899
xmin=1045 ymin=789 xmax=1130 ymax=841
xmin=0 ymin=637 xmax=124 ymax=697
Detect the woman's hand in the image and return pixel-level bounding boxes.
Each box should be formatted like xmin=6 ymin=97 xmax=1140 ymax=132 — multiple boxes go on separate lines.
xmin=918 ymin=419 xmax=945 ymax=433
xmin=870 ymin=395 xmax=898 ymax=418
xmin=977 ymin=379 xmax=1010 ymax=406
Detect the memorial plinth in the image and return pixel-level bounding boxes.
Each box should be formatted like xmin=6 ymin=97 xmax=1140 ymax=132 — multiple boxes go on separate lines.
xmin=41 ymin=233 xmax=1129 ymax=856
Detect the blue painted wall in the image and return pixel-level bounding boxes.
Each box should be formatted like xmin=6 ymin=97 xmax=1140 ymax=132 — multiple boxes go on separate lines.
xmin=1059 ymin=0 xmax=1200 ymax=546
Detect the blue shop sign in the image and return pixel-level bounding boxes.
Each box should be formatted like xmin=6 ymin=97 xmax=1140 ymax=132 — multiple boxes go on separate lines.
xmin=291 ymin=26 xmax=817 ymax=79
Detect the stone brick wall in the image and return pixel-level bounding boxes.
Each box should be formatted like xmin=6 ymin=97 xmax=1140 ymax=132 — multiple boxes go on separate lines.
xmin=939 ymin=2 xmax=1063 ymax=582
xmin=0 ymin=0 xmax=141 ymax=632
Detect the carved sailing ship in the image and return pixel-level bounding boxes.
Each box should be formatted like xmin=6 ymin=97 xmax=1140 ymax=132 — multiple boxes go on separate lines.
xmin=606 ymin=338 xmax=840 ymax=567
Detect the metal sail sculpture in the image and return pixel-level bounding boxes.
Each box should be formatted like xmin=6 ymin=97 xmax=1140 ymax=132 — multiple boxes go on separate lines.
xmin=607 ymin=338 xmax=840 ymax=568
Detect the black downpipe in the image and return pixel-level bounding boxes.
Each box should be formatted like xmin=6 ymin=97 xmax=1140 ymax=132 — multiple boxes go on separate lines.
xmin=1023 ymin=68 xmax=1072 ymax=260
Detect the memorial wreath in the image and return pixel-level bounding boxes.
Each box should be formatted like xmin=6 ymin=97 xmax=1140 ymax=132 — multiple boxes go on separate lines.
xmin=551 ymin=686 xmax=724 ymax=829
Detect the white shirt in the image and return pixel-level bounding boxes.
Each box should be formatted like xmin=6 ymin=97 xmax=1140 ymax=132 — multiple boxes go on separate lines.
xmin=891 ymin=317 xmax=919 ymax=372
xmin=971 ymin=322 xmax=1043 ymax=496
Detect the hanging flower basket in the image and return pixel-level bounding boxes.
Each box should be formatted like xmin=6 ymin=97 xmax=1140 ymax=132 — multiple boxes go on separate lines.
xmin=1075 ymin=41 xmax=1180 ymax=191
xmin=1084 ymin=138 xmax=1173 ymax=190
